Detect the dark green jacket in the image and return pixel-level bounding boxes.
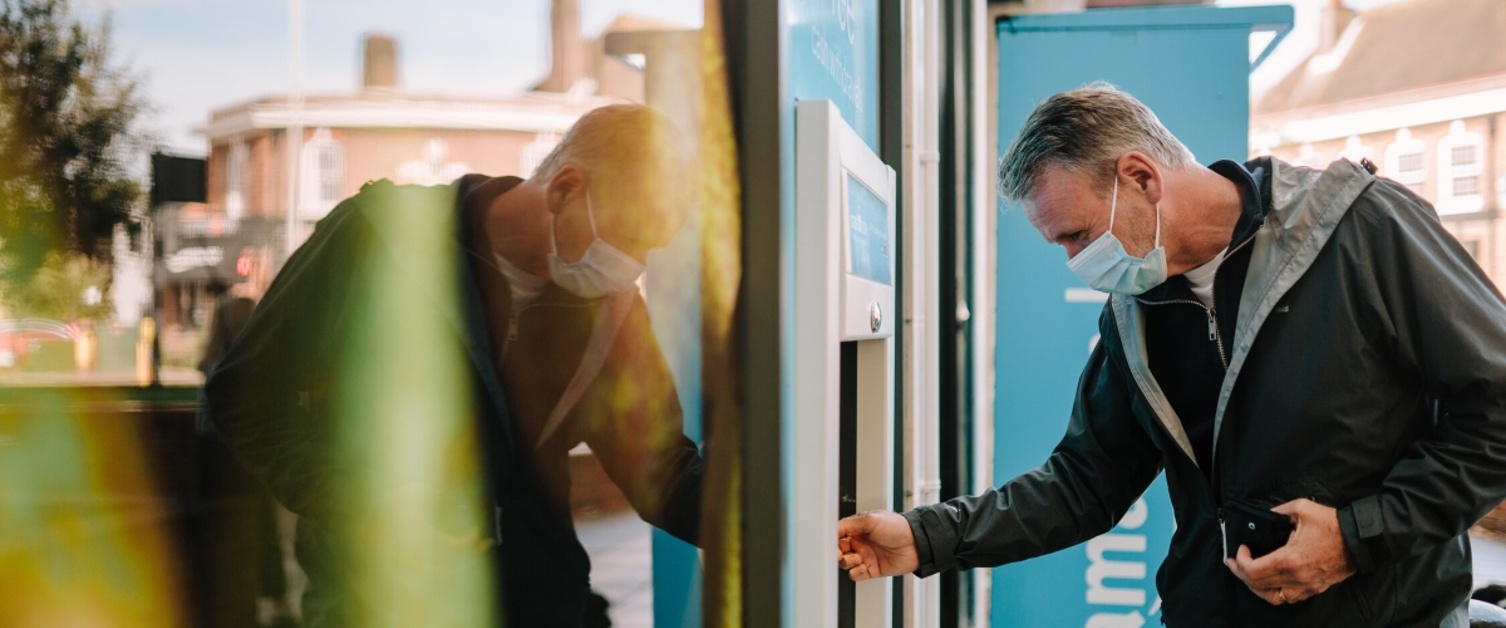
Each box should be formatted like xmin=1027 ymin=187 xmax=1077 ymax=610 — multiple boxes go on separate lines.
xmin=905 ymin=158 xmax=1506 ymax=627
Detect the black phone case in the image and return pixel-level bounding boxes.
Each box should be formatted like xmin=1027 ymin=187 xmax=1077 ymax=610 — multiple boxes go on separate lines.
xmin=1222 ymin=501 xmax=1294 ymax=559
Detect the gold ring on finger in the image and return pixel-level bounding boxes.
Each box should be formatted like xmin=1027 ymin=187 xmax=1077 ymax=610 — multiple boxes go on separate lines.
xmin=1278 ymin=589 xmax=1288 ymax=603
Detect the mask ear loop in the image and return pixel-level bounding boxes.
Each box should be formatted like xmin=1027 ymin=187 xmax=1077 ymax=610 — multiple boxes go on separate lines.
xmin=548 ymin=212 xmax=560 ymax=256
xmin=550 ymin=191 xmax=602 ymax=258
xmin=584 ymin=192 xmax=601 ymax=239
xmin=1153 ymin=200 xmax=1162 ymax=249
xmin=1107 ymin=176 xmax=1119 ymax=233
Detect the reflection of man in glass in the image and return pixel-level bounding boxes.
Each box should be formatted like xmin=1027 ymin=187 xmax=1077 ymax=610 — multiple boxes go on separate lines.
xmin=203 ymin=104 xmax=704 ymax=627
xmin=192 ymin=247 xmax=297 ymax=628
xmin=198 ymin=246 xmax=272 ymax=377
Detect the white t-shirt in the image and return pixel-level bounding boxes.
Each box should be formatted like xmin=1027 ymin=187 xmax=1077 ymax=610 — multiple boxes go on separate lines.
xmin=1183 ymin=249 xmax=1227 ymax=307
xmin=491 ymin=252 xmax=551 ymax=311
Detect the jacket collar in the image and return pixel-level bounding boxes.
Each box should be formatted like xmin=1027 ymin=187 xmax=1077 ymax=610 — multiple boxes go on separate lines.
xmin=1136 ymin=158 xmax=1270 ymax=303
xmin=454 ymin=175 xmax=522 ymax=450
xmin=1110 ymin=158 xmax=1377 ymax=469
xmin=456 ymin=175 xmax=596 ymax=311
xmin=1215 ymin=157 xmax=1271 ymax=247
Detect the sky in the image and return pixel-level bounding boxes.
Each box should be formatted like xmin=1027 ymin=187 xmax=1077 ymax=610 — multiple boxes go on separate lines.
xmin=79 ymin=0 xmax=1409 ymax=157
xmin=76 ymin=0 xmax=702 ymax=155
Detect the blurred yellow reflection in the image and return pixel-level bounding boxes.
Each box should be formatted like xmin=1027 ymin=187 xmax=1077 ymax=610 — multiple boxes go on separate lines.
xmin=0 ymin=391 xmax=184 ymax=627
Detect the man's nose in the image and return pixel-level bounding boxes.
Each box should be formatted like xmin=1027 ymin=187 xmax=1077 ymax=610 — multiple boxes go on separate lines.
xmin=1064 ymin=244 xmax=1085 ymax=260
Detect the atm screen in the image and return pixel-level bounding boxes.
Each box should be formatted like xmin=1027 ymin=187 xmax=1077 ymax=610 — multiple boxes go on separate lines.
xmin=846 ymin=173 xmax=891 ymax=285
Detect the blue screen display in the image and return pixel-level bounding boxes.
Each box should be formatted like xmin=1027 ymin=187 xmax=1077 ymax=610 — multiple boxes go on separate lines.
xmin=846 ymin=173 xmax=890 ymax=285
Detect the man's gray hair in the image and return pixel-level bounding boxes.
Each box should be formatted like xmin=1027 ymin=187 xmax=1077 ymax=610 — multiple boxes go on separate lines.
xmin=996 ymin=82 xmax=1197 ymax=202
xmin=533 ymin=103 xmax=695 ymax=210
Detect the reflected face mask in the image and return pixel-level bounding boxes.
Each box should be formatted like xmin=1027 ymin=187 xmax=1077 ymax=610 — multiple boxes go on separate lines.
xmin=547 ymin=195 xmax=645 ymax=299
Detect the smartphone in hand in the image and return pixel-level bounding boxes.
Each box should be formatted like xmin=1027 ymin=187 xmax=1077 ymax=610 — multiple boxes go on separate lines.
xmin=1221 ymin=501 xmax=1294 ymax=559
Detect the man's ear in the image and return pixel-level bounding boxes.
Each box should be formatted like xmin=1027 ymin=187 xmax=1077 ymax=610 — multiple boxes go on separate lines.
xmin=1117 ymin=151 xmax=1163 ymax=206
xmin=545 ymin=163 xmax=587 ymax=215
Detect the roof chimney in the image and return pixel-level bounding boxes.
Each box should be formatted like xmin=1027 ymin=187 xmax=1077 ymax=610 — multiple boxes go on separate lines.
xmin=362 ymin=33 xmax=399 ymax=91
xmin=1319 ymin=0 xmax=1355 ymax=55
xmin=539 ymin=0 xmax=586 ymax=93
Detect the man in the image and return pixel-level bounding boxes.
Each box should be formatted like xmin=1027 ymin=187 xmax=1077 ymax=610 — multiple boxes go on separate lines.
xmin=837 ymin=84 xmax=1506 ymax=626
xmin=204 ymin=104 xmax=704 ymax=627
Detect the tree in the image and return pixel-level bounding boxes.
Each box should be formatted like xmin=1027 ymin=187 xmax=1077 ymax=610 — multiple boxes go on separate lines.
xmin=0 ymin=0 xmax=147 ymax=291
xmin=13 ymin=249 xmax=110 ymax=321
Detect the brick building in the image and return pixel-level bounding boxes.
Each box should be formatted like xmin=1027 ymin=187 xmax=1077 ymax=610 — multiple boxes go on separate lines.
xmin=1250 ymin=0 xmax=1506 ymax=285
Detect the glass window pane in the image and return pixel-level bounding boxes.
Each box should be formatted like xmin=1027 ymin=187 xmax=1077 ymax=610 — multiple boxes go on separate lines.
xmin=1454 ymin=175 xmax=1479 ymax=196
xmin=1451 ymin=144 xmax=1477 ymax=167
xmin=1398 ymin=152 xmax=1423 ymax=173
xmin=3 ymin=2 xmax=734 ymax=627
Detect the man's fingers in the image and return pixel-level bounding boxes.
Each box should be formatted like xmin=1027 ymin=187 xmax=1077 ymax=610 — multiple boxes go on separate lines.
xmin=1234 ymin=544 xmax=1258 ymax=574
xmin=1266 ymin=587 xmax=1284 ymax=605
xmin=848 ymin=564 xmax=872 ymax=582
xmin=1244 ymin=548 xmax=1313 ymax=593
xmin=1236 ymin=544 xmax=1285 ymax=584
xmin=1235 ymin=545 xmax=1283 ymax=587
xmin=1269 ymin=498 xmax=1308 ymax=518
xmin=1224 ymin=556 xmax=1246 ymax=580
xmin=1230 ymin=543 xmax=1325 ymax=605
xmin=837 ymin=514 xmax=871 ymax=537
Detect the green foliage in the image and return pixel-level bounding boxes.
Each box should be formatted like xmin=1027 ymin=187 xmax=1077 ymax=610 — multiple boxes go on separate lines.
xmin=9 ymin=250 xmax=110 ymax=321
xmin=0 ymin=0 xmax=147 ymax=288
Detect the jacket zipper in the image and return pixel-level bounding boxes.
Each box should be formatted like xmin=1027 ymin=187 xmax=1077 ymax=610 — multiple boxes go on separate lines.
xmin=1135 ymin=232 xmax=1259 ymax=515
xmin=501 ymin=300 xmax=595 ymax=360
xmin=1134 ymin=297 xmax=1228 ymax=369
xmin=1207 ymin=233 xmax=1257 ymax=512
xmin=504 ymin=314 xmax=520 ymax=358
xmin=466 ymin=245 xmax=596 ymax=361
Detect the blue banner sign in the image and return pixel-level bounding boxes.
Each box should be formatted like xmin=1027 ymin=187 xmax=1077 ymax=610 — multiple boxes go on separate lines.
xmin=789 ymin=0 xmax=879 ymax=149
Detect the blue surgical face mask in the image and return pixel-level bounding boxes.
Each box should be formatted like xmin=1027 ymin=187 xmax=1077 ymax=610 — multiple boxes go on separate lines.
xmin=547 ymin=195 xmax=645 ymax=299
xmin=1065 ymin=177 xmax=1167 ymax=295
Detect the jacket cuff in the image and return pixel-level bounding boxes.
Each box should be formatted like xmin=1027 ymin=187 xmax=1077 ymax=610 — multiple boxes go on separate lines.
xmin=1337 ymin=496 xmax=1385 ymax=573
xmin=903 ymin=505 xmax=958 ymax=578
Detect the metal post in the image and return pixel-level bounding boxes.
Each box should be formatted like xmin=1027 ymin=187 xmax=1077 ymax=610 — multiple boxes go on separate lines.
xmin=284 ymin=0 xmax=305 ymax=256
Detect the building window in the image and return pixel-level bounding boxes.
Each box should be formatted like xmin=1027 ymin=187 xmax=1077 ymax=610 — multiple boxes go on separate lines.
xmin=1396 ymin=152 xmax=1422 ymax=174
xmin=1451 ymin=145 xmax=1477 ymax=167
xmin=1385 ymin=128 xmax=1425 ymax=194
xmin=300 ymin=128 xmax=344 ymax=218
xmin=1436 ymin=120 xmax=1483 ymax=215
xmin=225 ymin=140 xmax=247 ymax=222
xmin=396 ymin=139 xmax=470 ymax=186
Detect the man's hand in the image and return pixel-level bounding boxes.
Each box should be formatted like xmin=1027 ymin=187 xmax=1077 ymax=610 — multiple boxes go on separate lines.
xmin=836 ymin=510 xmax=920 ymax=581
xmin=1223 ymin=498 xmax=1357 ymax=605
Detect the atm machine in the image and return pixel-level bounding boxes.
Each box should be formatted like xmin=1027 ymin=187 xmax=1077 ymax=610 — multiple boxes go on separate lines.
xmin=791 ymin=99 xmax=897 ymax=628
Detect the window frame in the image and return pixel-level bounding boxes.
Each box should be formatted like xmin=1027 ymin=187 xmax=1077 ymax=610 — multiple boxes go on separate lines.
xmin=1384 ymin=127 xmax=1426 ymax=195
xmin=1436 ymin=120 xmax=1484 ymax=215
xmin=300 ymin=127 xmax=345 ymax=219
